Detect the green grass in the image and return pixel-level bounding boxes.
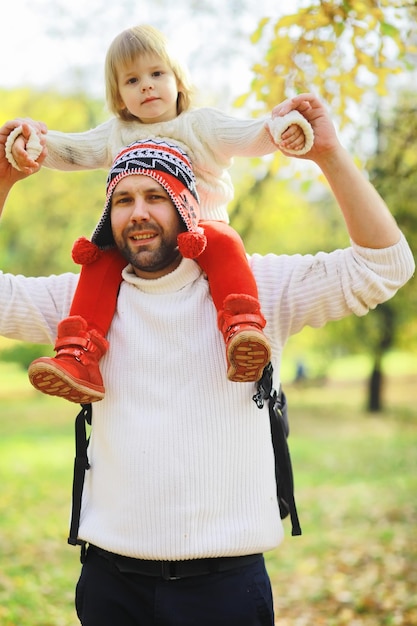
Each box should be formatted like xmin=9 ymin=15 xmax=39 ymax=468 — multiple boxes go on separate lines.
xmin=0 ymin=363 xmax=416 ymax=625
xmin=0 ymin=392 xmax=79 ymax=626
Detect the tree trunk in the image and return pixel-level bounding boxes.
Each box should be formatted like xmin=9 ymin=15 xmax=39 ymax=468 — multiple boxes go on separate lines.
xmin=368 ymin=356 xmax=383 ymax=412
xmin=366 ymin=304 xmax=395 ymax=414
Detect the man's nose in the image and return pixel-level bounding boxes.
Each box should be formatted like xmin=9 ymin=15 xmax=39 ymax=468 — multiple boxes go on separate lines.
xmin=130 ymin=198 xmax=150 ymax=221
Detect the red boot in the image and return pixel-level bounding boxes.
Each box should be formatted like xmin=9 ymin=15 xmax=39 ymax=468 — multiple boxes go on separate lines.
xmin=218 ymin=294 xmax=271 ymax=383
xmin=28 ymin=316 xmax=109 ymax=404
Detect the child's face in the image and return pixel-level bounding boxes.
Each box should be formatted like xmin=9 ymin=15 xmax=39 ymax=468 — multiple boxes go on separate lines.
xmin=117 ymin=53 xmax=180 ymax=124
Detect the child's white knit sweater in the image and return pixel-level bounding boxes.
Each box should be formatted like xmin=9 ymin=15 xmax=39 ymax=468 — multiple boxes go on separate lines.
xmin=33 ymin=107 xmax=311 ymax=223
xmin=0 ymin=237 xmax=413 ymax=559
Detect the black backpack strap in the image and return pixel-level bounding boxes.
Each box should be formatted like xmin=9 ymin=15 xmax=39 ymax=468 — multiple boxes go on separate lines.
xmin=253 ymin=363 xmax=302 ymax=536
xmin=68 ymin=403 xmax=92 ymax=552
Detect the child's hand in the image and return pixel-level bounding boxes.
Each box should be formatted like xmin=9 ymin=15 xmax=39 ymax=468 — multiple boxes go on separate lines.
xmin=266 ymin=109 xmax=314 ymax=156
xmin=11 ymin=133 xmax=33 ymax=171
xmin=0 ymin=119 xmax=46 ymax=186
xmin=279 ymin=123 xmax=306 ymax=153
xmin=272 ymin=94 xmax=340 ymax=162
xmin=5 ymin=120 xmax=47 ymax=173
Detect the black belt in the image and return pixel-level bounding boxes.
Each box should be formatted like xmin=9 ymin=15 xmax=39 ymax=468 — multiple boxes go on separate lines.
xmin=89 ymin=544 xmax=262 ymax=581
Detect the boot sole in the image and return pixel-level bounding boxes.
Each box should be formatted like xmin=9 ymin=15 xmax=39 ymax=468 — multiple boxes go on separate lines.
xmin=227 ymin=330 xmax=271 ymax=383
xmin=28 ymin=361 xmax=105 ymax=404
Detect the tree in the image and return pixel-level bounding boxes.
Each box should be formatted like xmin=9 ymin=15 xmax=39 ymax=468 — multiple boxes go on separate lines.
xmin=237 ymin=0 xmax=417 ymax=131
xmin=283 ymin=93 xmax=417 ymax=412
xmin=364 ymin=95 xmax=417 ymax=410
xmin=0 ymin=88 xmax=107 ymax=276
xmin=230 ymin=1 xmax=417 ymax=410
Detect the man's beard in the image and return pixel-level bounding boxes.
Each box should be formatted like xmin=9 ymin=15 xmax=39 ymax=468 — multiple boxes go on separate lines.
xmin=117 ymin=233 xmax=181 ymax=275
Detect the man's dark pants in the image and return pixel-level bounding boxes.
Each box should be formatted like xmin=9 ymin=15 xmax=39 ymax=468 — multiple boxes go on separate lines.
xmin=75 ymin=546 xmax=275 ymax=625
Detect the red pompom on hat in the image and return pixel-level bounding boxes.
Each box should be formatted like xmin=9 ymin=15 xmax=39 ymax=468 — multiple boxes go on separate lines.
xmin=91 ymin=139 xmax=206 ymax=258
xmin=72 ymin=237 xmax=103 ymax=265
xmin=177 ymin=227 xmax=207 ymax=258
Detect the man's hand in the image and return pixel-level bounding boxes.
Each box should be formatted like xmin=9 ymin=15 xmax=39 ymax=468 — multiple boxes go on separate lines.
xmin=0 ymin=120 xmax=47 ymax=214
xmin=6 ymin=118 xmax=47 ymax=173
xmin=271 ymin=93 xmax=339 ymax=162
xmin=0 ymin=119 xmax=47 ymax=182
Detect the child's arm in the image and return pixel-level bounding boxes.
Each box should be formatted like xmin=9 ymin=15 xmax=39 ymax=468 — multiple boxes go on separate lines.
xmin=5 ymin=119 xmax=118 ymax=172
xmin=195 ymin=107 xmax=314 ymax=162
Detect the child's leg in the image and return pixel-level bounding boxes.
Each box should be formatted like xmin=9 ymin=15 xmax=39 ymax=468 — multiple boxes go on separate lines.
xmin=69 ymin=243 xmax=127 ymax=335
xmin=198 ymin=221 xmax=271 ymax=383
xmin=28 ymin=239 xmax=126 ymax=404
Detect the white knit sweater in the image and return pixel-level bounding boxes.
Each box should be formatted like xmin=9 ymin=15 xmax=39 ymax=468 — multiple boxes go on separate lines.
xmin=37 ymin=107 xmax=310 ymax=223
xmin=0 ymin=237 xmax=414 ymax=558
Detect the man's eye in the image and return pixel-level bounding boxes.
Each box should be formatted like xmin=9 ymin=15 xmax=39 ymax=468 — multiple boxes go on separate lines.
xmin=148 ymin=194 xmax=168 ymax=202
xmin=115 ymin=197 xmax=131 ymax=205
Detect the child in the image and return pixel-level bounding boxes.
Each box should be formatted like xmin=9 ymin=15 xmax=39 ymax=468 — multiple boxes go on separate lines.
xmin=6 ymin=24 xmax=313 ymax=403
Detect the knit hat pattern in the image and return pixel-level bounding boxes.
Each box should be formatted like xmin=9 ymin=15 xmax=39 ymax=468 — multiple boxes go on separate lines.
xmin=91 ymin=139 xmax=206 ymax=258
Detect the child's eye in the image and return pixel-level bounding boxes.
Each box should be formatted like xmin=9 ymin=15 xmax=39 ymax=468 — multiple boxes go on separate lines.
xmin=152 ymin=71 xmax=163 ymax=78
xmin=127 ymin=77 xmax=138 ymax=85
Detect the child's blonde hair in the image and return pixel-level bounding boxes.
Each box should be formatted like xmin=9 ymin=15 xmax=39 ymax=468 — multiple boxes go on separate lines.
xmin=105 ymin=24 xmax=193 ymax=121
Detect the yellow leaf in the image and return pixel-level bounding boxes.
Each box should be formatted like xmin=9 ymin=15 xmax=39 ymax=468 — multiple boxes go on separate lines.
xmin=250 ymin=17 xmax=270 ymax=44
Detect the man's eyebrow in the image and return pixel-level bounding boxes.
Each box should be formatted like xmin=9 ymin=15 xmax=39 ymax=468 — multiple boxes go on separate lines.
xmin=111 ymin=190 xmax=132 ymax=203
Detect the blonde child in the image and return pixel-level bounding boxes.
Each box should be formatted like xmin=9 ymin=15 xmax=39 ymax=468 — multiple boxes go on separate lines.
xmin=6 ymin=24 xmax=313 ymax=403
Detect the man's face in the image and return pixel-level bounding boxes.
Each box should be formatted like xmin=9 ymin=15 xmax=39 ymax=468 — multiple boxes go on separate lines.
xmin=111 ymin=174 xmax=184 ymax=278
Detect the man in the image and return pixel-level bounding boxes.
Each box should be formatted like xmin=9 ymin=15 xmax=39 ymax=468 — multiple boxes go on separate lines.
xmin=0 ymin=94 xmax=414 ymax=626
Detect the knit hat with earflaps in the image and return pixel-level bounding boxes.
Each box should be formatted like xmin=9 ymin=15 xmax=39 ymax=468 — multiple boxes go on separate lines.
xmin=91 ymin=139 xmax=206 ymax=259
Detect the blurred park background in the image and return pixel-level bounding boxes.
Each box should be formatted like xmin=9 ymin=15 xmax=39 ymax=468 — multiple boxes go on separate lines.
xmin=0 ymin=0 xmax=416 ymax=624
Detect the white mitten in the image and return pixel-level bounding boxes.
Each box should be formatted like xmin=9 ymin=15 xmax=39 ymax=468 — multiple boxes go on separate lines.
xmin=5 ymin=125 xmax=43 ymax=171
xmin=267 ymin=110 xmax=314 ymax=155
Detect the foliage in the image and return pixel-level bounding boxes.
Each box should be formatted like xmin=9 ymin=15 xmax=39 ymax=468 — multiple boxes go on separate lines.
xmin=237 ymin=0 xmax=417 ymax=129
xmin=309 ymin=91 xmax=417 ymax=410
xmin=0 ymin=342 xmax=53 ymax=369
xmin=0 ymin=88 xmax=107 ymax=131
xmin=230 ymin=168 xmax=347 ymax=256
xmin=0 ymin=89 xmax=108 ymax=275
xmin=230 ymin=4 xmax=417 ymax=410
xmin=369 ymin=93 xmax=417 ymax=348
xmin=369 ymin=93 xmax=417 ymax=269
